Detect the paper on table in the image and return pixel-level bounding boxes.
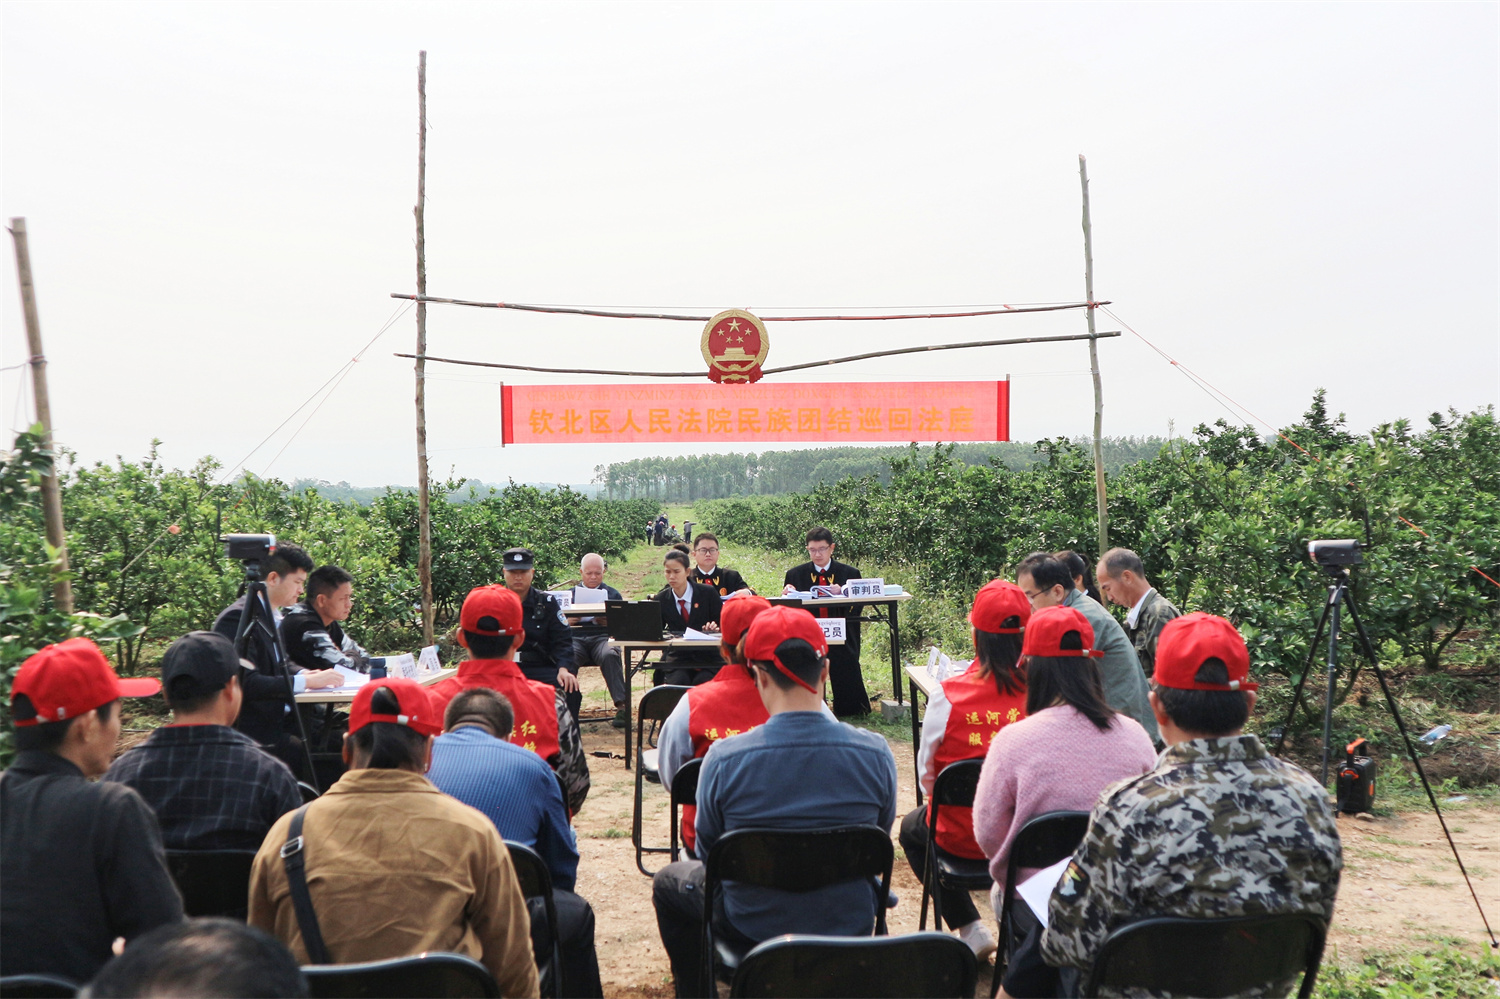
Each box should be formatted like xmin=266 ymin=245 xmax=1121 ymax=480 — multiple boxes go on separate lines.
xmin=1015 ymin=857 xmax=1071 ymax=929
xmin=573 ymin=587 xmax=609 ymax=604
xmin=386 ymin=653 xmax=419 ymax=679
xmin=327 ymin=665 xmax=369 ymax=691
xmin=418 ymin=645 xmax=442 ymax=673
xmin=681 ymin=628 xmax=720 ymax=642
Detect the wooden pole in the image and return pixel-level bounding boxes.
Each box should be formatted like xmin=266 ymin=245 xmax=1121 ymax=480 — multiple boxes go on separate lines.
xmin=9 ymin=218 xmax=74 ymax=613
xmin=1079 ymin=155 xmax=1109 ymax=556
xmin=415 ymin=52 xmax=434 ymax=646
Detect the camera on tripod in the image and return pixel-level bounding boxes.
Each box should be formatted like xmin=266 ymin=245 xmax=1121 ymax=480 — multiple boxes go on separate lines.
xmin=1308 ymin=539 xmax=1363 ymax=569
xmin=222 ymin=533 xmax=278 ymax=581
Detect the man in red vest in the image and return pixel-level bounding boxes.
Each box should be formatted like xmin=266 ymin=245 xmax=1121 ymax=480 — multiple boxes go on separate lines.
xmin=429 ymin=585 xmax=590 ymax=814
xmin=656 ymin=593 xmax=775 ymax=854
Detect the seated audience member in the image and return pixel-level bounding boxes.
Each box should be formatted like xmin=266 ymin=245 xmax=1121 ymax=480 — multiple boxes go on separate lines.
xmin=1053 ymin=549 xmax=1102 ymax=604
xmin=1016 ymin=552 xmax=1159 ymax=744
xmin=87 ymin=918 xmax=308 ymax=999
xmin=280 ymin=565 xmax=381 ymax=674
xmin=568 ymin=553 xmax=629 ymax=728
xmin=429 ymin=584 xmax=590 ymax=813
xmin=428 ymin=689 xmax=603 ymax=999
xmin=0 ymin=639 xmax=183 ymax=984
xmin=1096 ymin=547 xmax=1182 ymax=678
xmin=1041 ymin=614 xmax=1342 ymax=995
xmin=105 ymin=631 xmax=301 ymax=851
xmin=655 ymin=548 xmax=723 ymax=686
xmin=657 ymin=593 xmax=774 ymax=855
xmin=652 ymin=607 xmax=898 ymax=998
xmin=970 ymin=604 xmax=1156 ymax=998
xmin=503 ymin=547 xmax=584 ymax=721
xmin=782 ymin=526 xmax=869 ymax=717
xmin=899 ymin=580 xmax=1032 ymax=960
xmin=688 ymin=533 xmax=751 ymax=596
xmin=248 ymin=678 xmax=539 ymax=998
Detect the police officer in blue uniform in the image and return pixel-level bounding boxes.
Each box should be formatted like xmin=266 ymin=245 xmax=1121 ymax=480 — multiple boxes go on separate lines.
xmin=501 ymin=547 xmax=583 ymax=721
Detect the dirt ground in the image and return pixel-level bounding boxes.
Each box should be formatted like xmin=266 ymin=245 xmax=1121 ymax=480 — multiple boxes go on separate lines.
xmin=566 ymin=670 xmax=1500 ymax=997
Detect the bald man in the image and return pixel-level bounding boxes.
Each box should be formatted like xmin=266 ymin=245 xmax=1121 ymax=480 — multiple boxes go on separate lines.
xmin=568 ymin=554 xmax=629 ymax=728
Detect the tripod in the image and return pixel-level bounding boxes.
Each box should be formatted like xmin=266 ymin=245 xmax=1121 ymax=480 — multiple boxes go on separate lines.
xmin=1274 ymin=564 xmax=1496 ymax=948
xmin=231 ymin=566 xmax=320 ymax=793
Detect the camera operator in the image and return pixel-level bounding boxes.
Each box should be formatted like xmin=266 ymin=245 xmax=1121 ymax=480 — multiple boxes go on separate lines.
xmin=280 ymin=565 xmax=382 ymax=674
xmin=213 ymin=542 xmax=340 ymax=761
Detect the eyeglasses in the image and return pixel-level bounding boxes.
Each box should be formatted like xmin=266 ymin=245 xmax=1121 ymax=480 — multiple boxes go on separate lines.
xmin=694 ymin=547 xmax=719 ymax=554
xmin=1019 ymin=586 xmax=1044 ymax=604
xmin=806 ymin=545 xmax=832 ymax=556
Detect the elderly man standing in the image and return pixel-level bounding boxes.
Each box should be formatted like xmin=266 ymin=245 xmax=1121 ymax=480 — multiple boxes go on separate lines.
xmin=1016 ymin=552 xmax=1159 ymax=744
xmin=1096 ymin=547 xmax=1181 ymax=678
xmin=568 ymin=553 xmax=629 ymax=728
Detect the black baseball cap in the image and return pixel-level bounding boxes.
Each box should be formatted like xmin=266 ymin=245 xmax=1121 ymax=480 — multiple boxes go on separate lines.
xmin=161 ymin=631 xmax=240 ymax=701
xmin=502 ymin=548 xmax=535 ymax=571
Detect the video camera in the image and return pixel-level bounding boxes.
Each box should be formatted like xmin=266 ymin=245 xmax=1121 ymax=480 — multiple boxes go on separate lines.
xmin=1308 ymin=539 xmax=1363 ymax=569
xmin=222 ymin=533 xmax=277 ymax=580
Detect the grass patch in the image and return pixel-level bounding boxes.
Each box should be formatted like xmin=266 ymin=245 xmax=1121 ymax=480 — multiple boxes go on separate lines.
xmin=1314 ymin=940 xmax=1500 ymax=998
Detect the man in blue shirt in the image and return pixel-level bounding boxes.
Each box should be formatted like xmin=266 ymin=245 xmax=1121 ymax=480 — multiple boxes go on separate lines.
xmin=651 ymin=607 xmax=898 ymax=998
xmin=427 ymin=687 xmax=601 ymax=998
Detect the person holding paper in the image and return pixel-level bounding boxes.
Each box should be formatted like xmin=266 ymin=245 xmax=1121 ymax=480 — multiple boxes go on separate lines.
xmin=688 ymin=533 xmax=751 ymax=596
xmin=654 ymin=549 xmax=723 ymax=686
xmin=280 ymin=565 xmax=383 ymax=675
xmin=969 ymin=604 xmax=1156 ymax=997
xmin=568 ymin=553 xmax=629 ymax=728
xmin=502 ymin=547 xmax=583 ymax=721
xmin=899 ymin=580 xmax=1034 ymax=962
xmin=781 ymin=526 xmax=869 ymax=717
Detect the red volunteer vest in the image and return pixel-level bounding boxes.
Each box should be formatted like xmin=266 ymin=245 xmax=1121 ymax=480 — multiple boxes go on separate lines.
xmin=680 ymin=664 xmax=769 ymax=853
xmin=933 ymin=663 xmax=1027 ymax=858
xmin=429 ymin=659 xmax=562 ymax=765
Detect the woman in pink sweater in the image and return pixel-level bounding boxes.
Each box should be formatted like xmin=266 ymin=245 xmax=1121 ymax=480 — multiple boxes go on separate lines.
xmin=972 ymin=605 xmax=1157 ymax=894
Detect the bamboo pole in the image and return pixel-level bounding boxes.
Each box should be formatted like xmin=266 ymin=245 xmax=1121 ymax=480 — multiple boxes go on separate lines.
xmin=9 ymin=218 xmax=74 ymax=613
xmin=415 ymin=52 xmax=434 ymax=646
xmin=1079 ymin=155 xmax=1109 ymax=555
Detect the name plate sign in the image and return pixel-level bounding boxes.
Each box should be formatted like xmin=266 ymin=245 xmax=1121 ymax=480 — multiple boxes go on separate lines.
xmin=819 ymin=618 xmax=846 ymax=642
xmin=844 ymin=578 xmax=885 ymax=599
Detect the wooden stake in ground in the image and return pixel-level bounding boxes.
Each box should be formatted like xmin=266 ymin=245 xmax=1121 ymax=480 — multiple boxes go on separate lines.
xmin=1079 ymin=155 xmax=1109 ymax=555
xmin=414 ymin=51 xmax=434 ymax=646
xmin=9 ymin=218 xmax=74 ymax=613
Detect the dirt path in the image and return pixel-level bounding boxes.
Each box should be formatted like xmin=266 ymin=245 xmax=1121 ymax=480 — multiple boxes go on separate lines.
xmin=568 ymin=667 xmax=1500 ymax=996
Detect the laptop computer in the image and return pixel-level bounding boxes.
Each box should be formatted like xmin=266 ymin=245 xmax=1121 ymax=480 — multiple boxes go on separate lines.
xmin=605 ymin=599 xmax=667 ymax=642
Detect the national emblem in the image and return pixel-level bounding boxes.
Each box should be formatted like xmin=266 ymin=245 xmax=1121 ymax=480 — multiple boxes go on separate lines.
xmin=701 ymin=309 xmax=770 ymax=383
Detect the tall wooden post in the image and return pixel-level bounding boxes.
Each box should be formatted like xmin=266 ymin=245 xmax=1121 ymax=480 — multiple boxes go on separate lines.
xmin=415 ymin=52 xmax=434 ymax=646
xmin=1079 ymin=155 xmax=1109 ymax=556
xmin=9 ymin=218 xmax=74 ymax=613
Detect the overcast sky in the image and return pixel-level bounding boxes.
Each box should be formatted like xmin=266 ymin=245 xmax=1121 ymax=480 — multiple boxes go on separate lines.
xmin=3 ymin=1 xmax=1495 ymax=488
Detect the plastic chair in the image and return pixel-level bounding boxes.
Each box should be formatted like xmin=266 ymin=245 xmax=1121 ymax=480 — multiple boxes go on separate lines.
xmin=632 ymin=685 xmax=691 ymax=875
xmin=994 ymin=810 xmax=1089 ymax=996
xmin=165 ymin=849 xmax=257 ymax=920
xmin=731 ymin=933 xmax=975 ymax=998
xmin=0 ymin=975 xmax=78 ymax=998
xmin=918 ymin=758 xmax=991 ymax=932
xmin=505 ymin=841 xmax=562 ymax=999
xmin=302 ymin=953 xmax=499 ymax=998
xmin=668 ymin=757 xmax=703 ymax=863
xmin=298 ymin=781 xmax=321 ymax=803
xmin=702 ymin=826 xmax=894 ymax=995
xmin=1084 ymin=912 xmax=1328 ymax=998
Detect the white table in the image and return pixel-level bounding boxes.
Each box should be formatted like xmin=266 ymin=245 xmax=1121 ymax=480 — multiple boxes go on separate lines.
xmin=904 ymin=664 xmax=943 ymax=806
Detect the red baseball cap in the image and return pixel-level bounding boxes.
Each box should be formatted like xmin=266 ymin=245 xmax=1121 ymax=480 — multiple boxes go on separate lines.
xmin=1020 ymin=605 xmax=1103 ymax=659
xmin=12 ymin=638 xmax=160 ymax=726
xmin=460 ymin=585 xmax=524 ymax=636
xmin=1153 ymin=613 xmax=1257 ymax=691
xmin=969 ymin=580 xmax=1031 ymax=634
xmin=744 ymin=606 xmax=828 ymax=693
xmin=720 ymin=594 xmax=773 ymax=646
xmin=349 ymin=678 xmax=443 ymax=737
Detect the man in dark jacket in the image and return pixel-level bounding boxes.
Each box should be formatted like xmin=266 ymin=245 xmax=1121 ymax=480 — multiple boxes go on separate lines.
xmin=502 ymin=547 xmax=582 ymax=720
xmin=569 ymin=553 xmax=628 ymax=727
xmin=1 ymin=639 xmax=183 ymax=985
xmin=280 ymin=564 xmax=382 ymax=674
xmin=689 ymin=532 xmax=751 ymax=597
xmin=781 ymin=526 xmax=869 ymax=717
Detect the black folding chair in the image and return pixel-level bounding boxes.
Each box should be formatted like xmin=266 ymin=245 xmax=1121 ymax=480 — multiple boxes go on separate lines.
xmin=730 ymin=933 xmax=976 ymax=998
xmin=702 ymin=826 xmax=894 ymax=995
xmin=298 ymin=781 xmax=321 ymax=803
xmin=0 ymin=975 xmax=78 ymax=998
xmin=1084 ymin=912 xmax=1328 ymax=998
xmin=668 ymin=757 xmax=703 ymax=863
xmin=302 ymin=953 xmax=499 ymax=998
xmin=918 ymin=758 xmax=991 ymax=932
xmin=994 ymin=810 xmax=1089 ymax=996
xmin=632 ymin=684 xmax=691 ymax=875
xmin=165 ymin=849 xmax=257 ymax=920
xmin=505 ymin=841 xmax=562 ymax=999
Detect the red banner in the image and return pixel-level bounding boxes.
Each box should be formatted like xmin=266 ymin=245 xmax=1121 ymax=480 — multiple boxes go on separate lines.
xmin=502 ymin=381 xmax=1008 ymax=444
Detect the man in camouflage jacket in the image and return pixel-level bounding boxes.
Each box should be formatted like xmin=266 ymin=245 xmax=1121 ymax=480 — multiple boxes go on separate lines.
xmin=1097 ymin=548 xmax=1182 ymax=677
xmin=1042 ymin=613 xmax=1341 ymax=997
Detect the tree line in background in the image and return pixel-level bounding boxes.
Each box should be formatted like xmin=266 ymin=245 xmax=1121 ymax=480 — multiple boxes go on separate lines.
xmin=592 ymin=437 xmax=1170 ymax=500
xmin=696 ymin=393 xmax=1500 ymax=686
